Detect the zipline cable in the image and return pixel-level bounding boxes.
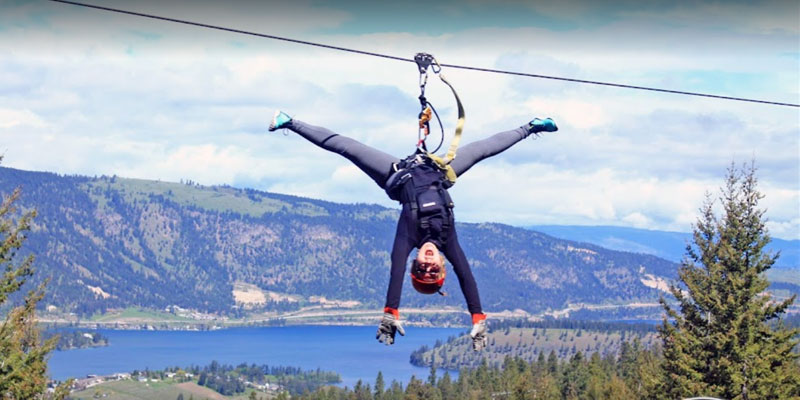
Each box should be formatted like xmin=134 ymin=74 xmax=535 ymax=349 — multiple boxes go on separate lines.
xmin=50 ymin=0 xmax=410 ymax=63
xmin=50 ymin=0 xmax=799 ymax=108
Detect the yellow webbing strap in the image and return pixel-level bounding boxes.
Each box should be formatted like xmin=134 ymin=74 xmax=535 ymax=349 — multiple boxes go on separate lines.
xmin=426 ymin=55 xmax=465 ymax=185
xmin=437 ymin=72 xmax=465 ymax=165
xmin=426 ymin=153 xmax=457 ymax=185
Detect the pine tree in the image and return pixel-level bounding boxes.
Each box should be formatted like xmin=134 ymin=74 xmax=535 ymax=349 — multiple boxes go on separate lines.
xmin=436 ymin=371 xmax=454 ymax=400
xmin=659 ymin=163 xmax=800 ymax=399
xmin=546 ymin=350 xmax=559 ymax=376
xmin=0 ymin=173 xmax=70 ymax=399
xmin=561 ymin=351 xmax=588 ymax=400
xmin=584 ymin=352 xmax=607 ymax=399
xmin=404 ymin=376 xmax=425 ymax=400
xmin=604 ymin=375 xmax=634 ymax=400
xmin=354 ymin=379 xmax=372 ymax=400
xmin=387 ymin=380 xmax=404 ymax=400
xmin=427 ymin=363 xmax=437 ymax=387
xmin=373 ymin=371 xmax=385 ymax=400
xmin=617 ymin=338 xmax=661 ymax=398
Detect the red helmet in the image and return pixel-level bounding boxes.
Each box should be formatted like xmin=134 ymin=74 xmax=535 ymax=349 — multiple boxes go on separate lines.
xmin=410 ymin=259 xmax=446 ymax=295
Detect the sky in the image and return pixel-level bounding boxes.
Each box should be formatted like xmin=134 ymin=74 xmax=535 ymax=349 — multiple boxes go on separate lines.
xmin=1 ymin=0 xmax=798 ymax=239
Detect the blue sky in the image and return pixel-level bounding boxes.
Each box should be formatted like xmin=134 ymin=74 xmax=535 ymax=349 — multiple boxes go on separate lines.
xmin=1 ymin=0 xmax=798 ymax=239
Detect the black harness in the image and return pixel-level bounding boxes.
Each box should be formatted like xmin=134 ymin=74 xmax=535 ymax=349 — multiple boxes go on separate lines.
xmin=385 ymin=152 xmax=454 ymax=247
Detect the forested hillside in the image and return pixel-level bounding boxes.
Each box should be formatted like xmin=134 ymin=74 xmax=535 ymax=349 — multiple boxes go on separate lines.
xmin=1 ymin=167 xmax=677 ymax=317
xmin=410 ymin=320 xmax=658 ymax=370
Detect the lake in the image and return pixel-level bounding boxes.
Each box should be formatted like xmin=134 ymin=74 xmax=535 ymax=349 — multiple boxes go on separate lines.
xmin=48 ymin=325 xmax=464 ymax=388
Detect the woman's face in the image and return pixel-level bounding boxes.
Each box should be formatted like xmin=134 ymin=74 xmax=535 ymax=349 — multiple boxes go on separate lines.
xmin=416 ymin=242 xmax=443 ymax=271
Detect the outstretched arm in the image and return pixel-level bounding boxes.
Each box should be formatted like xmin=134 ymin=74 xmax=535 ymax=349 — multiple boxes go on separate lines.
xmin=441 ymin=228 xmax=483 ymax=315
xmin=284 ymin=118 xmax=400 ymax=189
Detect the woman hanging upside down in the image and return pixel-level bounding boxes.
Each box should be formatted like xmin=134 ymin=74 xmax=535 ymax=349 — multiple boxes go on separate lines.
xmin=268 ymin=111 xmax=557 ymax=351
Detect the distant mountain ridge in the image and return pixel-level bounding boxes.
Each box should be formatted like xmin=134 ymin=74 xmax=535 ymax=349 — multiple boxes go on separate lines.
xmin=529 ymin=225 xmax=799 ymax=268
xmin=2 ymin=167 xmax=680 ymax=317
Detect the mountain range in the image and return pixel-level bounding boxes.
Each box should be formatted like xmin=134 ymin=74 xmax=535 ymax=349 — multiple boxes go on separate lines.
xmin=529 ymin=225 xmax=798 ymax=268
xmin=1 ymin=166 xmax=792 ymax=320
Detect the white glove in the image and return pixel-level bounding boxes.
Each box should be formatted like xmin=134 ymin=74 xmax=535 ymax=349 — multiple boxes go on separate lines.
xmin=376 ymin=312 xmax=405 ymax=345
xmin=470 ymin=319 xmax=488 ymax=351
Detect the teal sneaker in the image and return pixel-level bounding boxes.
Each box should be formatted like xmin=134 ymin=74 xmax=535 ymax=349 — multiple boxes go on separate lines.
xmin=527 ymin=117 xmax=558 ymax=135
xmin=269 ymin=110 xmax=292 ymax=132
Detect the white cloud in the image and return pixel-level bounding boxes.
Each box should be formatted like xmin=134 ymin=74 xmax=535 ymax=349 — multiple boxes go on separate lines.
xmin=523 ymin=98 xmax=608 ymax=130
xmin=622 ymin=212 xmax=651 ymax=228
xmin=0 ymin=109 xmax=50 ymax=129
xmin=449 ymin=162 xmax=721 ymax=232
xmin=767 ymin=218 xmax=800 ymax=241
xmin=1 ymin=0 xmax=797 ymax=239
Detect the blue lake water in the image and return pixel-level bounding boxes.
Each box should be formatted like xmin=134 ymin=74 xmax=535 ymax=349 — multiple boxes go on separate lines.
xmin=48 ymin=325 xmax=464 ymax=388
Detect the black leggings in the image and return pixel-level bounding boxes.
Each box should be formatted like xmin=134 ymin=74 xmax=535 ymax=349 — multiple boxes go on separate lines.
xmin=286 ymin=120 xmax=531 ymax=314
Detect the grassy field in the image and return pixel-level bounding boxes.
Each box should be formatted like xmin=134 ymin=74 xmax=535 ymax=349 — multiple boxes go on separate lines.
xmin=90 ymin=307 xmax=196 ymax=323
xmin=82 ymin=177 xmax=329 ymax=218
xmin=70 ymin=379 xmax=271 ymax=400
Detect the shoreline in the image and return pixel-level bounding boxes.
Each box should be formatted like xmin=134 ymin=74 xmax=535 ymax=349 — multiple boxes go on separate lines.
xmin=39 ymin=308 xmax=473 ymax=331
xmin=38 ymin=302 xmax=673 ymax=331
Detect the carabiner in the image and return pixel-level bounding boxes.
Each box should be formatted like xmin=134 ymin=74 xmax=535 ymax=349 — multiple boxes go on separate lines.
xmin=418 ymin=71 xmax=428 ymax=93
xmin=430 ymin=58 xmax=441 ymax=74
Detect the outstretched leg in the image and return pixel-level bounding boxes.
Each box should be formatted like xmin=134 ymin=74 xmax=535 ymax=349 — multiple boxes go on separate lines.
xmin=450 ymin=118 xmax=557 ymax=177
xmin=286 ymin=119 xmax=400 ymax=188
xmin=449 ymin=126 xmax=529 ymax=177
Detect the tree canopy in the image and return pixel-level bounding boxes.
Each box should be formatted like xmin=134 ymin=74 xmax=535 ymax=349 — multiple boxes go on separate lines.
xmin=0 ymin=157 xmax=70 ymax=399
xmin=659 ymin=162 xmax=800 ymax=399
